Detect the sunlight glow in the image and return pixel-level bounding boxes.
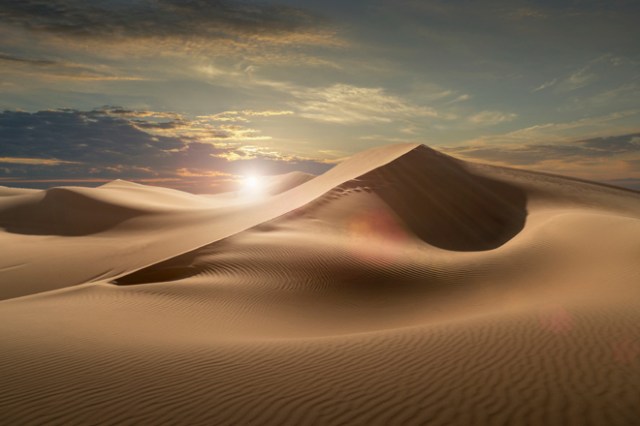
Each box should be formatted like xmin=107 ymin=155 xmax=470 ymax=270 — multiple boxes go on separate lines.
xmin=242 ymin=174 xmax=264 ymax=194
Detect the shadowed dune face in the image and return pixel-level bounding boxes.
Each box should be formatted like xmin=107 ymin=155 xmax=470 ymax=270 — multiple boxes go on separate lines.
xmin=114 ymin=249 xmax=204 ymax=285
xmin=306 ymin=145 xmax=527 ymax=251
xmin=0 ymin=188 xmax=144 ymax=236
xmin=111 ymin=224 xmax=494 ymax=338
xmin=113 ymin=231 xmax=441 ymax=296
xmin=365 ymin=146 xmax=527 ymax=251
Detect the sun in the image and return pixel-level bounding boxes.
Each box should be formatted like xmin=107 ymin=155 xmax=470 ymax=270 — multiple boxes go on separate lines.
xmin=242 ymin=174 xmax=264 ymax=193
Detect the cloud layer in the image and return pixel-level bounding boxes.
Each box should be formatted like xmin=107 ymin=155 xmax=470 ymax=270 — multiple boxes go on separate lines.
xmin=445 ymin=133 xmax=640 ymax=187
xmin=0 ymin=0 xmax=328 ymax=44
xmin=448 ymin=133 xmax=640 ymax=166
xmin=0 ymin=108 xmax=331 ymax=192
xmin=293 ymin=84 xmax=442 ymax=124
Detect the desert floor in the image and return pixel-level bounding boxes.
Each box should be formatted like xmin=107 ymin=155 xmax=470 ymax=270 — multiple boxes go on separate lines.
xmin=1 ymin=144 xmax=639 ymax=425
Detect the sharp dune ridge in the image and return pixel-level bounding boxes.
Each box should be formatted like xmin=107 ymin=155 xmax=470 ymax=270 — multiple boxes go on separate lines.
xmin=1 ymin=144 xmax=640 ymax=425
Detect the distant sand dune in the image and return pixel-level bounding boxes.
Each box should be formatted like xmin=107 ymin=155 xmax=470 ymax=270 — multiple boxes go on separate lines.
xmin=0 ymin=187 xmax=149 ymax=236
xmin=1 ymin=144 xmax=639 ymax=424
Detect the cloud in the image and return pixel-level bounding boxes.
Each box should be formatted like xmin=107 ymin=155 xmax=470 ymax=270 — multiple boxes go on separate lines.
xmin=1 ymin=1 xmax=312 ymax=38
xmin=468 ymin=110 xmax=640 ymax=146
xmin=176 ymin=169 xmax=233 ymax=178
xmin=0 ymin=108 xmax=332 ymax=192
xmin=292 ymin=84 xmax=442 ymax=124
xmin=97 ymin=108 xmax=182 ymax=120
xmin=242 ymin=110 xmax=295 ymax=117
xmin=446 ymin=94 xmax=471 ymax=104
xmin=508 ymin=7 xmax=547 ymax=20
xmin=0 ymin=0 xmax=345 ymax=83
xmin=0 ymin=157 xmax=78 ymax=165
xmin=532 ymin=66 xmax=597 ymax=92
xmin=532 ymin=79 xmax=557 ymax=92
xmin=533 ymin=55 xmax=629 ymax=94
xmin=444 ymin=132 xmax=640 ymax=184
xmin=468 ymin=111 xmax=517 ymax=126
xmin=0 ymin=0 xmax=341 ymax=60
xmin=558 ymin=67 xmax=596 ymax=92
xmin=564 ymin=83 xmax=640 ymax=111
xmin=95 ymin=107 xmax=294 ymax=142
xmin=448 ymin=133 xmax=640 ymax=165
xmin=197 ymin=110 xmax=294 ymax=122
xmin=0 ymin=52 xmax=146 ymax=81
xmin=0 ymin=52 xmax=56 ymax=66
xmin=581 ymin=134 xmax=640 ymax=154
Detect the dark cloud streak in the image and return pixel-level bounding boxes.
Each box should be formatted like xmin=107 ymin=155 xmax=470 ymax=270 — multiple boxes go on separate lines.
xmin=446 ymin=133 xmax=640 ymax=168
xmin=0 ymin=0 xmax=325 ymax=42
xmin=0 ymin=52 xmax=57 ymax=66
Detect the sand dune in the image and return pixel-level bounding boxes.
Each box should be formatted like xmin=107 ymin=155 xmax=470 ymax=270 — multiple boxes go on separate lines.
xmin=1 ymin=144 xmax=639 ymax=424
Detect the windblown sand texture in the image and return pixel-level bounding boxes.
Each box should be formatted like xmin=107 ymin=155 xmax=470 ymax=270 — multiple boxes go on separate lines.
xmin=1 ymin=144 xmax=639 ymax=425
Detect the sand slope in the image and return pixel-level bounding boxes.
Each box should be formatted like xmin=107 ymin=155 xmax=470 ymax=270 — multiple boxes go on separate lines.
xmin=1 ymin=144 xmax=639 ymax=425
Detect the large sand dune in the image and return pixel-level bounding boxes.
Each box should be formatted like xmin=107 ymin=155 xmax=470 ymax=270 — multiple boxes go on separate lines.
xmin=1 ymin=144 xmax=639 ymax=425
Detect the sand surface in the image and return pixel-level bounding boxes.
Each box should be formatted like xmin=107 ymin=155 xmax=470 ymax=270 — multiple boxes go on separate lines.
xmin=1 ymin=144 xmax=639 ymax=425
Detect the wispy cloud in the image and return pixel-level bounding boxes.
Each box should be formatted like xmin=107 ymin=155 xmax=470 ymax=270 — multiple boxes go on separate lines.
xmin=466 ymin=110 xmax=640 ymax=146
xmin=242 ymin=110 xmax=295 ymax=117
xmin=558 ymin=67 xmax=597 ymax=92
xmin=0 ymin=52 xmax=145 ymax=81
xmin=532 ymin=68 xmax=596 ymax=93
xmin=468 ymin=110 xmax=517 ymax=126
xmin=292 ymin=84 xmax=442 ymax=124
xmin=446 ymin=93 xmax=471 ymax=104
xmin=532 ymin=79 xmax=557 ymax=92
xmin=0 ymin=157 xmax=78 ymax=166
xmin=198 ymin=110 xmax=294 ymax=123
xmin=563 ymin=83 xmax=640 ymax=111
xmin=508 ymin=7 xmax=547 ymax=20
xmin=0 ymin=52 xmax=57 ymax=66
xmin=533 ymin=55 xmax=631 ymax=94
xmin=99 ymin=107 xmax=294 ymax=142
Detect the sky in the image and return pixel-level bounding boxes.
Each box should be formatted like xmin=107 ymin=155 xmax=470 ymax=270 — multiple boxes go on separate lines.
xmin=1 ymin=0 xmax=639 ymax=192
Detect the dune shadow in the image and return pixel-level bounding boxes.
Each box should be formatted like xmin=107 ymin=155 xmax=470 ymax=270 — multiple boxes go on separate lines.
xmin=351 ymin=146 xmax=527 ymax=251
xmin=0 ymin=188 xmax=144 ymax=236
xmin=114 ymin=250 xmax=204 ymax=285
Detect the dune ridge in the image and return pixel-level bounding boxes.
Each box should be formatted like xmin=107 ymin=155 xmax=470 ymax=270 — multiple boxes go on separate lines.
xmin=1 ymin=144 xmax=639 ymax=424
